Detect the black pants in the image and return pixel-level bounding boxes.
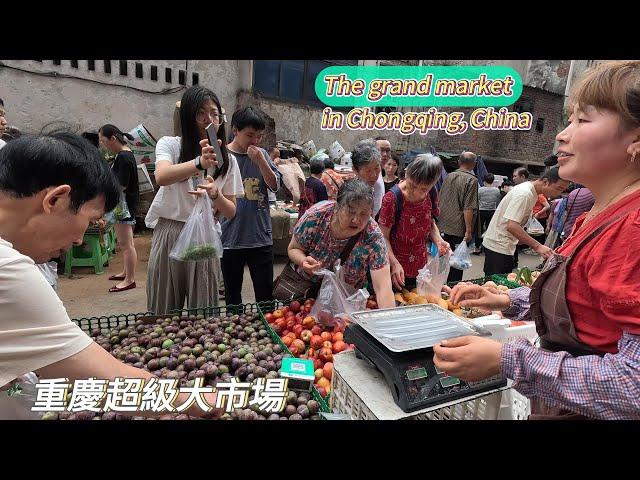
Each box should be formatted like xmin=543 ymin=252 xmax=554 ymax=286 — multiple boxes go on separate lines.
xmin=483 ymin=247 xmax=515 ymax=276
xmin=480 ymin=210 xmax=494 ymax=234
xmin=443 ymin=233 xmax=465 ymax=283
xmin=221 ymin=245 xmax=274 ymax=307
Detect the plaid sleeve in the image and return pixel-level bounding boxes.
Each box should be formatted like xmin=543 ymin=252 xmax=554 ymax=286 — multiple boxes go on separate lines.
xmin=502 ymin=287 xmax=532 ymax=321
xmin=501 ymin=332 xmax=640 ymax=419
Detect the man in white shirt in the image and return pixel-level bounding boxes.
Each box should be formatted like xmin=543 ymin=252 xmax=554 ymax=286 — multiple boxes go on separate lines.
xmin=0 ymin=132 xmax=220 ymax=418
xmin=482 ymin=167 xmax=570 ymax=275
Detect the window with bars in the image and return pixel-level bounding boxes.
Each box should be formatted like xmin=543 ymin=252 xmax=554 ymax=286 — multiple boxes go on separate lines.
xmin=253 ymin=60 xmax=358 ymax=106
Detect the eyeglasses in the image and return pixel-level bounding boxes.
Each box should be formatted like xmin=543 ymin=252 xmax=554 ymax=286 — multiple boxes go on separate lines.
xmin=197 ymin=111 xmax=226 ymax=123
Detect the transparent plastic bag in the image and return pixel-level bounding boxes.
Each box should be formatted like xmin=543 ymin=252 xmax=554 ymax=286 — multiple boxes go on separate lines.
xmin=36 ymin=261 xmax=59 ymax=291
xmin=417 ymin=252 xmax=451 ymax=298
xmin=449 ymin=241 xmax=472 ymax=270
xmin=0 ymin=372 xmax=42 ymax=420
xmin=309 ymin=261 xmax=369 ymax=328
xmin=525 ymin=216 xmax=545 ymax=236
xmin=112 ymin=191 xmax=131 ymax=221
xmin=170 ymin=194 xmax=223 ymax=262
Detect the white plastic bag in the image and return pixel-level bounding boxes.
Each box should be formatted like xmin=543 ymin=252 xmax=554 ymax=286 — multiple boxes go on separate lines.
xmin=170 ymin=194 xmax=223 ymax=262
xmin=309 ymin=261 xmax=369 ymax=327
xmin=450 ymin=241 xmax=472 ymax=270
xmin=417 ymin=252 xmax=451 ymax=298
xmin=0 ymin=372 xmax=42 ymax=420
xmin=525 ymin=216 xmax=545 ymax=235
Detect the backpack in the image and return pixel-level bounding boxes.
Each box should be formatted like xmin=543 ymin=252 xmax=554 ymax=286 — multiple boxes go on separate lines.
xmin=389 ymin=184 xmax=439 ymax=235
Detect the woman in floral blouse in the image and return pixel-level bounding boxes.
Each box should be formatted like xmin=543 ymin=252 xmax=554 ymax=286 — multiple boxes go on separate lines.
xmin=288 ymin=178 xmax=395 ymax=309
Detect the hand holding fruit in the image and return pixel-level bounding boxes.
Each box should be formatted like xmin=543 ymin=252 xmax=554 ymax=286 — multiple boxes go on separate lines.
xmin=433 ymin=336 xmax=502 ymax=382
xmin=247 ymin=145 xmax=266 ymax=166
xmin=437 ymin=239 xmax=451 ymax=256
xmin=390 ymin=259 xmax=405 ymax=291
xmin=449 ymin=283 xmax=511 ymax=311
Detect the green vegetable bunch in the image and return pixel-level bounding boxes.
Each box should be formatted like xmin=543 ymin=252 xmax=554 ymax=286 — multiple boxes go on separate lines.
xmin=179 ymin=244 xmax=217 ymax=261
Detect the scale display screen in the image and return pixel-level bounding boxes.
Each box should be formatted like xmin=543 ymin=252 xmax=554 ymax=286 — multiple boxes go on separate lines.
xmin=406 ymin=368 xmax=428 ymax=381
xmin=440 ymin=376 xmax=460 ymax=388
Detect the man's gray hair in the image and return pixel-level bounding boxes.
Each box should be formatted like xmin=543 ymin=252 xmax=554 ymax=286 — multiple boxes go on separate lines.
xmin=351 ymin=139 xmax=381 ymax=170
xmin=405 ymin=153 xmax=443 ymax=186
xmin=458 ymin=151 xmax=477 ymax=164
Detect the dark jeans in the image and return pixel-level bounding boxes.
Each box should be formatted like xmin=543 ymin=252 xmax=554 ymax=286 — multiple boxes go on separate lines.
xmin=480 ymin=210 xmax=494 ymax=234
xmin=222 ymin=245 xmax=274 ymax=307
xmin=483 ymin=247 xmax=515 ymax=276
xmin=443 ymin=233 xmax=465 ymax=283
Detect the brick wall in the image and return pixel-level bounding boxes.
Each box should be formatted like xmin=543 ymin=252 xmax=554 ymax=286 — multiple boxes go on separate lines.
xmin=434 ymin=86 xmax=564 ymax=166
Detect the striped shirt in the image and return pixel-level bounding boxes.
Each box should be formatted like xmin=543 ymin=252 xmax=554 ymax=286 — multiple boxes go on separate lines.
xmin=563 ymin=188 xmax=595 ymax=237
xmin=500 ymin=287 xmax=640 ymax=419
xmin=437 ymin=169 xmax=478 ymax=237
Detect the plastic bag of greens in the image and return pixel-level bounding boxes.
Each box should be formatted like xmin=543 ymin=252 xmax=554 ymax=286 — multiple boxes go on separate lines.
xmin=170 ymin=194 xmax=222 ymax=262
xmin=449 ymin=241 xmax=472 ymax=270
xmin=309 ymin=261 xmax=369 ymax=328
xmin=112 ymin=191 xmax=131 ymax=221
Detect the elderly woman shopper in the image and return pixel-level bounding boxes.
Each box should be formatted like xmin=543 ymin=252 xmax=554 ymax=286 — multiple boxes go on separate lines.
xmin=351 ymin=139 xmax=385 ymax=217
xmin=436 ymin=60 xmax=640 ymax=420
xmin=284 ymin=178 xmax=395 ymax=309
xmin=378 ymin=154 xmax=451 ymax=291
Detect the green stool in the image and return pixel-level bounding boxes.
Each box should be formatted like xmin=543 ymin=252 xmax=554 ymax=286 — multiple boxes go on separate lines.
xmin=106 ymin=226 xmax=117 ymax=258
xmin=65 ymin=232 xmax=111 ymax=276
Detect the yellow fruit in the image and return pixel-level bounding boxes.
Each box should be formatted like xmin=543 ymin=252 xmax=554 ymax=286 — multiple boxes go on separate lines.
xmin=482 ymin=281 xmax=497 ymax=289
xmin=452 ymin=308 xmax=463 ymax=317
xmin=415 ymin=296 xmax=428 ymax=304
xmin=394 ymin=293 xmax=407 ymax=304
xmin=403 ymin=292 xmax=418 ymax=302
xmin=497 ymin=285 xmax=509 ymax=292
xmin=436 ymin=298 xmax=449 ymax=310
xmin=425 ymin=294 xmax=440 ymax=304
xmin=411 ymin=288 xmax=418 ymax=294
xmin=447 ymin=299 xmax=459 ymax=311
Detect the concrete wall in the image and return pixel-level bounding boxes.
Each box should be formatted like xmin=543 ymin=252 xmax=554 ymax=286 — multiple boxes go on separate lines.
xmin=0 ymin=60 xmax=241 ymax=140
xmin=435 ymin=86 xmax=564 ymax=168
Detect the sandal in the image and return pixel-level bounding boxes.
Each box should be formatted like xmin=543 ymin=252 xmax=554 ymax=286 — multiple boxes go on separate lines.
xmin=108 ymin=274 xmax=126 ymax=281
xmin=109 ymin=282 xmax=136 ymax=293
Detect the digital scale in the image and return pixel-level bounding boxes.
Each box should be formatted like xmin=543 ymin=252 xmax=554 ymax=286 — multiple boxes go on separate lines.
xmin=344 ymin=305 xmax=507 ymax=413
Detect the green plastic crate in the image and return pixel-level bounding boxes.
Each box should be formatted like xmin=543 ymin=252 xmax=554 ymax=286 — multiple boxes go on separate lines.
xmin=256 ymin=302 xmax=331 ymax=414
xmin=447 ymin=274 xmax=521 ymax=290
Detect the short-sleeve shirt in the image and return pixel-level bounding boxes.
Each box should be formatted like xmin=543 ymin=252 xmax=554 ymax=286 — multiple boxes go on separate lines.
xmin=221 ymin=148 xmax=283 ymax=249
xmin=111 ymin=150 xmax=140 ymax=218
xmin=0 ymin=237 xmax=92 ymax=388
xmin=378 ymin=187 xmax=439 ymax=278
xmin=563 ymin=188 xmax=595 ymax=236
xmin=482 ymin=182 xmax=538 ymax=255
xmin=293 ymin=201 xmax=388 ymax=289
xmin=298 ymin=176 xmax=328 ymax=219
xmin=320 ymin=169 xmax=344 ymax=201
xmin=478 ymin=186 xmax=502 ymax=211
xmin=532 ymin=194 xmax=549 ymax=219
xmin=557 ymin=188 xmax=640 ymax=353
xmin=437 ymin=169 xmax=479 ymax=237
xmin=145 ymin=136 xmax=244 ymax=228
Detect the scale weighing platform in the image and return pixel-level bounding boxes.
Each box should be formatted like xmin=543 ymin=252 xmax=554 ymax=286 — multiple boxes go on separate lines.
xmin=344 ymin=304 xmax=507 ymax=413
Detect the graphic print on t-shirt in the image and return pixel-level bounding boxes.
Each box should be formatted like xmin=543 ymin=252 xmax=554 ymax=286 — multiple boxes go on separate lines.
xmin=243 ymin=177 xmax=266 ymax=208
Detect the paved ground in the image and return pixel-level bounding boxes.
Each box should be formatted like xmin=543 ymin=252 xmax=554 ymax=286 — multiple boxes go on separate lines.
xmin=58 ymin=229 xmax=541 ymax=320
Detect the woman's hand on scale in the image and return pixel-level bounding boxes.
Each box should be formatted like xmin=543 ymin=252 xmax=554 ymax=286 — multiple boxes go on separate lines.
xmin=449 ymin=283 xmax=511 ymax=311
